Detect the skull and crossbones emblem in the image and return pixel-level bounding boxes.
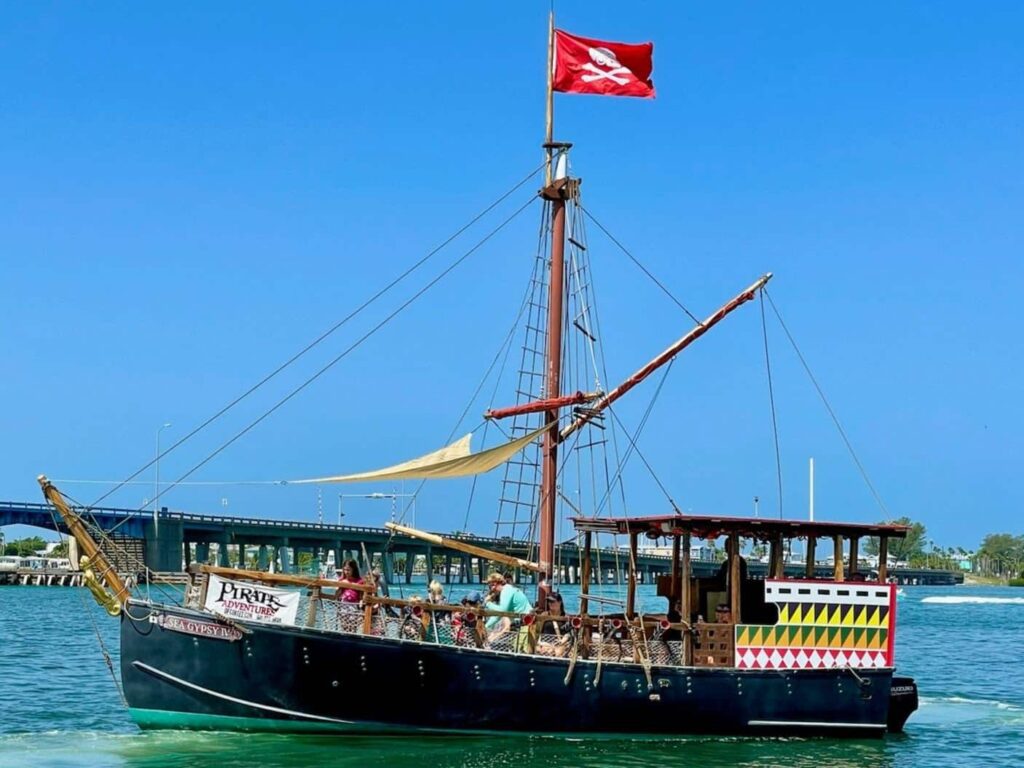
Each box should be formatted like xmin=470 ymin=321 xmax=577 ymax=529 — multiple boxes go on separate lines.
xmin=580 ymin=46 xmax=632 ymax=85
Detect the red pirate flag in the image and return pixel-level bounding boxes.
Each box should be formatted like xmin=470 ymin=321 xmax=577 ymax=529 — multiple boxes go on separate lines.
xmin=552 ymin=29 xmax=655 ymax=99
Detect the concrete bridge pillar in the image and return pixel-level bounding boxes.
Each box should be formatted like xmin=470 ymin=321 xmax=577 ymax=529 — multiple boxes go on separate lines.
xmin=195 ymin=542 xmax=210 ymax=564
xmin=216 ymin=539 xmax=230 ymax=567
xmin=425 ymin=547 xmax=434 ymax=584
xmin=257 ymin=545 xmax=269 ymax=571
xmin=143 ymin=517 xmax=185 ymax=572
xmin=382 ymin=551 xmax=395 ymax=586
xmin=403 ymin=551 xmax=414 ymax=584
xmin=444 ymin=554 xmax=452 ymax=585
xmin=278 ymin=546 xmax=293 ymax=574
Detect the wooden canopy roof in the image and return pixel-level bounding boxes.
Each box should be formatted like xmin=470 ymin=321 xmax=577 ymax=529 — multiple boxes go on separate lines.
xmin=570 ymin=514 xmax=909 ymax=540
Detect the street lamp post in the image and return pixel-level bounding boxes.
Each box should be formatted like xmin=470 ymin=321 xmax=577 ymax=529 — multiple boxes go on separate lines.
xmin=155 ymin=422 xmax=172 ymax=535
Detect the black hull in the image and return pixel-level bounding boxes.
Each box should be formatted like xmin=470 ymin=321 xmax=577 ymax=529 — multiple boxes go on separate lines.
xmin=122 ymin=603 xmax=909 ymax=738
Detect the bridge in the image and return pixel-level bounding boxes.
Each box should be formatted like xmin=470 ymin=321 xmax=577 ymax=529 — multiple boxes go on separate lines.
xmin=1 ymin=501 xmax=962 ymax=587
xmin=0 ymin=500 xmax=680 ymax=586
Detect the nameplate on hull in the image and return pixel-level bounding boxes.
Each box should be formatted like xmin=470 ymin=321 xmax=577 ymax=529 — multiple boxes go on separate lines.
xmin=154 ymin=614 xmax=243 ymax=642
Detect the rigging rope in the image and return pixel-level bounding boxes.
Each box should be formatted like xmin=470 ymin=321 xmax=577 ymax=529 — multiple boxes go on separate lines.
xmin=760 ymin=291 xmax=784 ymax=518
xmin=391 ymin=215 xmax=547 ymax=533
xmin=87 ymin=161 xmax=547 ymax=511
xmin=593 ymin=360 xmax=680 ymax=517
xmin=763 ymin=288 xmax=891 ymax=519
xmin=580 ymin=205 xmax=701 ymax=326
xmin=152 ymin=195 xmax=538 ymax=507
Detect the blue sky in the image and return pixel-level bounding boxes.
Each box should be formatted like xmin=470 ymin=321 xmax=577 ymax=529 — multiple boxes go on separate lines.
xmin=1 ymin=2 xmax=1021 ymax=550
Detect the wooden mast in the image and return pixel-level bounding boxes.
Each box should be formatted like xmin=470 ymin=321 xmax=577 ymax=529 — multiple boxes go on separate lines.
xmin=539 ymin=11 xmax=564 ymax=584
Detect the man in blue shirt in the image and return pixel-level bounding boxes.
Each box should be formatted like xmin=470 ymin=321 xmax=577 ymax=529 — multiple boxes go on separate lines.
xmin=484 ymin=572 xmax=532 ymax=645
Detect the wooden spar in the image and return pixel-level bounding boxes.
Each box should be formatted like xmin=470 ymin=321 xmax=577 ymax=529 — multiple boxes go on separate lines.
xmin=849 ymin=536 xmax=860 ymax=578
xmin=878 ymin=536 xmax=889 ymax=582
xmin=484 ymin=390 xmax=598 ymax=421
xmin=384 ymin=522 xmax=541 ymax=573
xmin=37 ymin=475 xmax=130 ymax=605
xmin=560 ymin=273 xmax=773 ymax=443
xmin=199 ymin=564 xmax=374 ymax=593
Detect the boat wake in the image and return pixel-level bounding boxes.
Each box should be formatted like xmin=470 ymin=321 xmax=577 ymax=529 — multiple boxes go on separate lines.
xmin=916 ymin=695 xmax=1024 ymax=730
xmin=921 ymin=596 xmax=1024 ymax=605
xmin=921 ymin=696 xmax=1022 ymax=712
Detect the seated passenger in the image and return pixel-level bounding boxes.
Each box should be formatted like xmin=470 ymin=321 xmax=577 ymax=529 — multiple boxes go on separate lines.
xmin=484 ymin=571 xmax=532 ymax=645
xmin=536 ymin=591 xmax=572 ymax=657
xmin=714 ymin=602 xmax=734 ymax=625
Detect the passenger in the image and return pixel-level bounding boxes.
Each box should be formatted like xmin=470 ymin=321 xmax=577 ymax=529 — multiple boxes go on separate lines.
xmin=717 ymin=539 xmax=749 ymax=585
xmin=427 ymin=580 xmax=445 ymax=605
xmin=452 ymin=590 xmax=484 ymax=646
xmin=540 ymin=591 xmax=569 ymax=635
xmin=484 ymin=571 xmax=532 ymax=645
xmin=426 ymin=580 xmax=450 ymax=623
xmin=714 ymin=602 xmax=734 ymax=625
xmin=536 ymin=591 xmax=572 ymax=657
xmin=337 ymin=559 xmax=364 ymax=604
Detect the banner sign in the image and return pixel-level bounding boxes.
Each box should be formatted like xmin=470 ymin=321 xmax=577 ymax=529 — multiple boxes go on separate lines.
xmin=203 ymin=574 xmax=300 ymax=626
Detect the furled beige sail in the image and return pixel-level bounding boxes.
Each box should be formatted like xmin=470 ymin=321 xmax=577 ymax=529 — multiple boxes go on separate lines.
xmin=290 ymin=425 xmax=547 ymax=484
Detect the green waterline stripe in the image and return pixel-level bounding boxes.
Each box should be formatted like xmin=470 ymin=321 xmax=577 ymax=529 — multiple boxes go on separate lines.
xmin=128 ymin=708 xmax=892 ymax=740
xmin=130 ymin=709 xmax=379 ymax=734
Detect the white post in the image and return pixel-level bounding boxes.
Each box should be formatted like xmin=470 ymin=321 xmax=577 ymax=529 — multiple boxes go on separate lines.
xmin=808 ymin=457 xmax=815 ymax=522
xmin=155 ymin=422 xmax=172 ymax=536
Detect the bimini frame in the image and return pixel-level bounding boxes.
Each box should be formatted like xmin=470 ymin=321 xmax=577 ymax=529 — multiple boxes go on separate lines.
xmin=572 ymin=514 xmax=909 ymax=665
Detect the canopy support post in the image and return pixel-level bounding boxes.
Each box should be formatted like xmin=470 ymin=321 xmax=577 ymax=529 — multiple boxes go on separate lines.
xmin=681 ymin=532 xmax=692 ymax=665
xmin=729 ymin=533 xmax=742 ymax=624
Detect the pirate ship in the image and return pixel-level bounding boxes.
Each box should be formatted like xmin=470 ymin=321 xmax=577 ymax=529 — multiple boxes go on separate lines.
xmin=40 ymin=16 xmax=918 ymax=737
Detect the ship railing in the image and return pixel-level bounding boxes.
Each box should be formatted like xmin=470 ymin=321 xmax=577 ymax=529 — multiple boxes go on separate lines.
xmin=304 ymin=590 xmax=702 ymax=667
xmin=188 ymin=568 xmax=727 ymax=669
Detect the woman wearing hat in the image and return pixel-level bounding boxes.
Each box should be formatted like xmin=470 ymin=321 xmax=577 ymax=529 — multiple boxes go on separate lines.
xmin=483 ymin=572 xmax=532 ymax=645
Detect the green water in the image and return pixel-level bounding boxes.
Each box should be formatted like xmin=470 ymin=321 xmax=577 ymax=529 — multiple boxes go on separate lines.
xmin=1 ymin=584 xmax=1021 ymax=767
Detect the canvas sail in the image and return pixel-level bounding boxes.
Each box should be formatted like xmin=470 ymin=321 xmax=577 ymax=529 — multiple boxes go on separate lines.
xmin=290 ymin=426 xmax=547 ymax=484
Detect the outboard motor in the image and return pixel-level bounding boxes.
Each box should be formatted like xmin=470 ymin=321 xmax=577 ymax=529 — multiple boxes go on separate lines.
xmin=887 ymin=677 xmax=919 ymax=732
